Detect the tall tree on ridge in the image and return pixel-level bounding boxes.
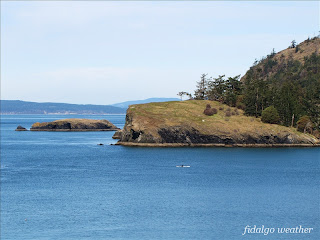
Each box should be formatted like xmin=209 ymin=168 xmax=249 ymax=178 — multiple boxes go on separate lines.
xmin=194 ymin=74 xmax=208 ymax=100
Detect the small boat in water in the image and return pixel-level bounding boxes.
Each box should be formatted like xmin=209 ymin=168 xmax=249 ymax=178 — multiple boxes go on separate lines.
xmin=176 ymin=165 xmax=190 ymax=168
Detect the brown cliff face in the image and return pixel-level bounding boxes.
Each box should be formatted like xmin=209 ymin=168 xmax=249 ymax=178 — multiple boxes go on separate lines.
xmin=30 ymin=119 xmax=119 ymax=131
xmin=116 ymin=100 xmax=319 ymax=146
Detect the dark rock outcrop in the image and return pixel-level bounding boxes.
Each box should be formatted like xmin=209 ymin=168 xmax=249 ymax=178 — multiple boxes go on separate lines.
xmin=30 ymin=119 xmax=119 ymax=131
xmin=119 ymin=125 xmax=316 ymax=145
xmin=15 ymin=125 xmax=27 ymax=131
xmin=156 ymin=127 xmax=309 ymax=144
xmin=112 ymin=130 xmax=123 ymax=139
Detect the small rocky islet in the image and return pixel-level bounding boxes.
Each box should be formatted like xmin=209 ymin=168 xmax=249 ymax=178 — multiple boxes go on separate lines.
xmin=15 ymin=125 xmax=27 ymax=131
xmin=29 ymin=118 xmax=119 ymax=131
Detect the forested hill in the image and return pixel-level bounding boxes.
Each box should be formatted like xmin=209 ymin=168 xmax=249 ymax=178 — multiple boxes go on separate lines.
xmin=240 ymin=37 xmax=320 ymax=127
xmin=0 ymin=100 xmax=126 ymax=114
xmin=184 ymin=37 xmax=319 ymax=138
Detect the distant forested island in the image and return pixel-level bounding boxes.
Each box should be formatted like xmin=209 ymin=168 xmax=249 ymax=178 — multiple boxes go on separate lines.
xmin=0 ymin=100 xmax=126 ymax=114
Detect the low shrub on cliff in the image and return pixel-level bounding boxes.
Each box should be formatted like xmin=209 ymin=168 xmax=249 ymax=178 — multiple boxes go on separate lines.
xmin=203 ymin=104 xmax=218 ymax=116
xmin=236 ymin=102 xmax=245 ymax=110
xmin=261 ymin=106 xmax=280 ymax=124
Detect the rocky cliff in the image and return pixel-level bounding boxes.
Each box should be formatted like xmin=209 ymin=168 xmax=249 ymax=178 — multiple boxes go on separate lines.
xmin=115 ymin=100 xmax=319 ymax=147
xmin=30 ymin=119 xmax=119 ymax=131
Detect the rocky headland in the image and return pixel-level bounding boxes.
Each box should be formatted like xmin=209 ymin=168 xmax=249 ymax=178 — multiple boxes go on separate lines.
xmin=30 ymin=118 xmax=119 ymax=131
xmin=114 ymin=100 xmax=319 ymax=147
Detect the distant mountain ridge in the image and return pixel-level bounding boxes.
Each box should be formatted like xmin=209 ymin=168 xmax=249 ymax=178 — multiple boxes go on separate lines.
xmin=111 ymin=98 xmax=180 ymax=109
xmin=0 ymin=100 xmax=126 ymax=114
xmin=0 ymin=98 xmax=180 ymax=114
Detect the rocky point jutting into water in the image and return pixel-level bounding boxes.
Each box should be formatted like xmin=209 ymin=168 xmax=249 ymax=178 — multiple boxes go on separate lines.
xmin=114 ymin=100 xmax=319 ymax=147
xmin=30 ymin=119 xmax=119 ymax=131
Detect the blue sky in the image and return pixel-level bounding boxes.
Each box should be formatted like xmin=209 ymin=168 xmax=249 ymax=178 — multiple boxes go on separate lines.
xmin=1 ymin=1 xmax=319 ymax=105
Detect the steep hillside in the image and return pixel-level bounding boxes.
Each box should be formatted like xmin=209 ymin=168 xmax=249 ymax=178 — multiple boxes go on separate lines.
xmin=240 ymin=37 xmax=320 ymax=127
xmin=241 ymin=37 xmax=320 ymax=81
xmin=274 ymin=38 xmax=320 ymax=62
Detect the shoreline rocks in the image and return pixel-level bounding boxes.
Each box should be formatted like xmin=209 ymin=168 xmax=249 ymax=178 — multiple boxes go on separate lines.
xmin=112 ymin=130 xmax=122 ymax=139
xmin=116 ymin=142 xmax=320 ymax=148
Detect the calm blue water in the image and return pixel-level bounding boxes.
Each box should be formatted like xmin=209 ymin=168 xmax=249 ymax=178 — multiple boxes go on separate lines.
xmin=1 ymin=114 xmax=319 ymax=240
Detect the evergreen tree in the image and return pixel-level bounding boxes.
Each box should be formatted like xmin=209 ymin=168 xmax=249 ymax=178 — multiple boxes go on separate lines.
xmin=194 ymin=74 xmax=208 ymax=100
xmin=207 ymin=75 xmax=226 ymax=102
xmin=273 ymin=81 xmax=300 ymax=126
xmin=224 ymin=75 xmax=242 ymax=107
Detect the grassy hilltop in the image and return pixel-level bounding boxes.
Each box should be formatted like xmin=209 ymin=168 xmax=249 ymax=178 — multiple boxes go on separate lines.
xmin=128 ymin=100 xmax=285 ymax=135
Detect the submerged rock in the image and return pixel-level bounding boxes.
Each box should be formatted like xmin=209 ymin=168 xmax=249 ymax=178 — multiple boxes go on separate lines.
xmin=30 ymin=118 xmax=120 ymax=131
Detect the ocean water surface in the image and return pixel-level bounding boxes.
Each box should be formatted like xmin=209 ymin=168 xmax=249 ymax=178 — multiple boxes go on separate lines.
xmin=1 ymin=114 xmax=319 ymax=240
